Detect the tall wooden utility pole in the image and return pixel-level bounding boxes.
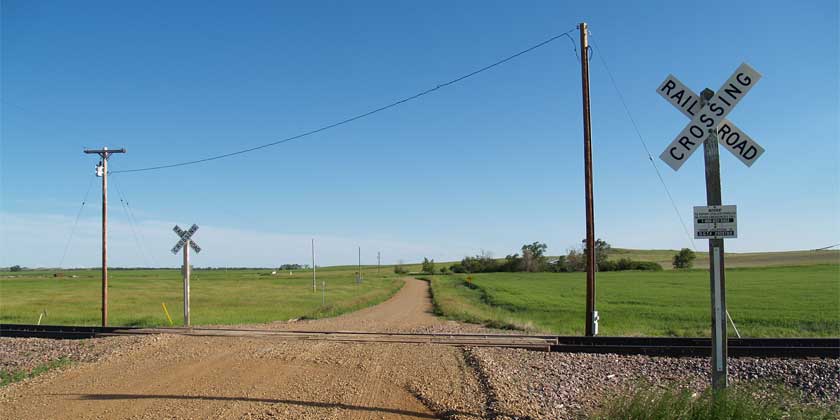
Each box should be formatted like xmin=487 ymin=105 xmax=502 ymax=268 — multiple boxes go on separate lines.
xmin=578 ymin=22 xmax=597 ymax=336
xmin=312 ymin=239 xmax=316 ymax=292
xmin=377 ymin=251 xmax=381 ymax=275
xmin=84 ymin=147 xmax=126 ymax=327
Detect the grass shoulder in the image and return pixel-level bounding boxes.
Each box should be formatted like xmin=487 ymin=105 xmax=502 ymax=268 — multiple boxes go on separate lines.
xmin=0 ymin=357 xmax=72 ymax=387
xmin=421 ymin=264 xmax=839 ymax=337
xmin=591 ymin=383 xmax=838 ymax=420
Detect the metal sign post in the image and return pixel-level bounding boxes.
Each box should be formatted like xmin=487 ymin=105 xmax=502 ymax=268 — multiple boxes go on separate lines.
xmin=657 ymin=63 xmax=763 ymax=390
xmin=172 ymin=224 xmax=201 ymax=326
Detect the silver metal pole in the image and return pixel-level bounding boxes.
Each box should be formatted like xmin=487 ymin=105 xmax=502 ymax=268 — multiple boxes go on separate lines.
xmin=183 ymin=239 xmax=191 ymax=327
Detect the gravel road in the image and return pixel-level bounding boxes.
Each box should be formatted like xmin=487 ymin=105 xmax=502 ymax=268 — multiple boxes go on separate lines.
xmin=2 ymin=277 xmax=837 ymax=420
xmin=0 ymin=278 xmax=490 ymax=420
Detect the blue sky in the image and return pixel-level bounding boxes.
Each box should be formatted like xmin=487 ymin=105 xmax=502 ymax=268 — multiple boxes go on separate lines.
xmin=2 ymin=0 xmax=838 ymax=268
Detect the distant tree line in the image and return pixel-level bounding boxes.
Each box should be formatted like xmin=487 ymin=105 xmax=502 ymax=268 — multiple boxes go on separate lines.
xmin=443 ymin=239 xmax=662 ymax=274
xmin=278 ymin=264 xmax=309 ymax=270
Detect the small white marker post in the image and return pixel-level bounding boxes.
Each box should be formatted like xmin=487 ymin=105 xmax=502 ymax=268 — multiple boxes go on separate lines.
xmin=657 ymin=63 xmax=763 ymax=390
xmin=172 ymin=224 xmax=201 ymax=327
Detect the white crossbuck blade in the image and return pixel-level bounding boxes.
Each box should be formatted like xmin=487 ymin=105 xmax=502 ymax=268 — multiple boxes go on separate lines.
xmin=171 ymin=224 xmax=201 ymax=254
xmin=657 ymin=63 xmax=764 ymax=171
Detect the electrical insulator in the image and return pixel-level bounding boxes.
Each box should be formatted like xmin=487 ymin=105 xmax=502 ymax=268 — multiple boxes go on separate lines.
xmin=95 ymin=162 xmax=104 ymax=177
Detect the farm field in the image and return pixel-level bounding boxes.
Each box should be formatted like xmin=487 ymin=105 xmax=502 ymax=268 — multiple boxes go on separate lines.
xmin=425 ymin=264 xmax=840 ymax=337
xmin=0 ymin=266 xmax=402 ymax=327
xmin=608 ymin=248 xmax=839 ymax=270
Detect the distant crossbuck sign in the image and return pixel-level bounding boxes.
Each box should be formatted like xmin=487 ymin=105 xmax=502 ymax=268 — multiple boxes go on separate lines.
xmin=172 ymin=224 xmax=201 ymax=254
xmin=657 ymin=63 xmax=765 ymax=170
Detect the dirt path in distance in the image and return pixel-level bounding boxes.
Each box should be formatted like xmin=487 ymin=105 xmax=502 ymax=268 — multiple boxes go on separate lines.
xmin=0 ymin=278 xmax=489 ymax=420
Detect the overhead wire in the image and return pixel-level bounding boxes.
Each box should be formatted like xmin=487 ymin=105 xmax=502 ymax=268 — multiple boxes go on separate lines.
xmin=110 ymin=176 xmax=154 ymax=268
xmin=589 ymin=41 xmax=698 ymax=252
xmin=112 ymin=28 xmax=578 ymax=174
xmin=58 ymin=175 xmax=97 ymax=268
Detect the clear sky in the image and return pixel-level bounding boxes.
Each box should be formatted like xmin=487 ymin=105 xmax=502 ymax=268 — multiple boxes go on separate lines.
xmin=1 ymin=0 xmax=838 ymax=268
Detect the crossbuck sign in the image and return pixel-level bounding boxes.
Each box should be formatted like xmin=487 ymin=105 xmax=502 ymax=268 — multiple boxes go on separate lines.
xmin=657 ymin=63 xmax=764 ymax=171
xmin=656 ymin=62 xmax=765 ymax=392
xmin=172 ymin=224 xmax=200 ymax=327
xmin=172 ymin=224 xmax=201 ymax=254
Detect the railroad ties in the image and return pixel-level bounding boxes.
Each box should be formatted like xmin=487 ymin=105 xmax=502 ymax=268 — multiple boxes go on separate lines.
xmin=2 ymin=324 xmax=838 ymax=358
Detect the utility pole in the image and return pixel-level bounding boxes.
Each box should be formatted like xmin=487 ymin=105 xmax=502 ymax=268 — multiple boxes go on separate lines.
xmin=84 ymin=147 xmax=126 ymax=327
xmin=312 ymin=238 xmax=316 ymax=292
xmin=357 ymin=246 xmax=362 ymax=284
xmin=579 ymin=22 xmax=598 ymax=336
xmin=377 ymin=251 xmax=381 ymax=275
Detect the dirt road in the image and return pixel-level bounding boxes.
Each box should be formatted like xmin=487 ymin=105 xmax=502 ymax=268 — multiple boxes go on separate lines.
xmin=0 ymin=279 xmax=488 ymax=420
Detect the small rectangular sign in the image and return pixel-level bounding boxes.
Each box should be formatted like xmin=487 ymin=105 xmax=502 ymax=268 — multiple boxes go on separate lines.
xmin=694 ymin=205 xmax=737 ymax=239
xmin=660 ymin=63 xmax=762 ymax=171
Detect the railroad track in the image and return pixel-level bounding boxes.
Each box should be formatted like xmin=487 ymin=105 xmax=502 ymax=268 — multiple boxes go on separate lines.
xmin=2 ymin=323 xmax=837 ymax=357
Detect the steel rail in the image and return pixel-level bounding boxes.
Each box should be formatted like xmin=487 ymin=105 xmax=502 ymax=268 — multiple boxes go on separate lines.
xmin=2 ymin=324 xmax=837 ymax=358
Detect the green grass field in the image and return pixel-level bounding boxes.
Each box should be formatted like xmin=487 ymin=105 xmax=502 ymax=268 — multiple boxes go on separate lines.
xmin=424 ymin=264 xmax=840 ymax=337
xmin=0 ymin=266 xmax=402 ymax=326
xmin=609 ymin=248 xmax=839 ymax=270
xmin=402 ymin=249 xmax=839 ymax=272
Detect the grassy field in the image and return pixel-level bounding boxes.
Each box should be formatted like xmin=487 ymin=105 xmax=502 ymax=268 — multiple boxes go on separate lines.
xmin=424 ymin=264 xmax=840 ymax=337
xmin=0 ymin=266 xmax=402 ymax=326
xmin=401 ymin=249 xmax=839 ymax=272
xmin=609 ymin=248 xmax=839 ymax=270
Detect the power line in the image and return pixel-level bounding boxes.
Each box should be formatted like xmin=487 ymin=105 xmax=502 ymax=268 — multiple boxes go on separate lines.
xmin=590 ymin=41 xmax=698 ymax=252
xmin=112 ymin=29 xmax=578 ymax=174
xmin=813 ymin=243 xmax=840 ymax=251
xmin=110 ymin=177 xmax=154 ymax=267
xmin=58 ymin=175 xmax=97 ymax=268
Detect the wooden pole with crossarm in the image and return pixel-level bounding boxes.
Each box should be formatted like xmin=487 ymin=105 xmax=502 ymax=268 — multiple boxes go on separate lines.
xmin=83 ymin=147 xmax=126 ymax=327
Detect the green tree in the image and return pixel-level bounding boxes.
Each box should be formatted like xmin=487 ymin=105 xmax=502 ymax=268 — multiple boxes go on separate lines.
xmin=394 ymin=260 xmax=408 ymax=274
xmin=9 ymin=265 xmax=22 ymax=272
xmin=421 ymin=257 xmax=435 ymax=274
xmin=521 ymin=242 xmax=548 ymax=272
xmin=581 ymin=238 xmax=611 ymax=269
xmin=673 ymin=248 xmax=696 ymax=269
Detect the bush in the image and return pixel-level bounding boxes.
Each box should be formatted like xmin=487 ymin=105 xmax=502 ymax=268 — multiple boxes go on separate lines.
xmin=598 ymin=258 xmax=663 ymax=272
xmin=439 ymin=266 xmax=449 ymax=275
xmin=673 ymin=248 xmax=697 ymax=269
xmin=421 ymin=257 xmax=435 ymax=274
xmin=394 ymin=263 xmax=408 ymax=275
xmin=9 ymin=265 xmax=22 ymax=272
xmin=449 ymin=253 xmax=499 ymax=274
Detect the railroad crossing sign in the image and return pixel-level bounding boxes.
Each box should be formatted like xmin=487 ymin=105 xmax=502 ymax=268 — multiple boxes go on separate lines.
xmin=172 ymin=224 xmax=201 ymax=254
xmin=656 ymin=62 xmax=765 ymax=392
xmin=171 ymin=223 xmax=200 ymax=327
xmin=657 ymin=63 xmax=763 ymax=171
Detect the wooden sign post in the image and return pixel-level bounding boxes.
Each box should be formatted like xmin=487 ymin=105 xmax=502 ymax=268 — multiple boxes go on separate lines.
xmin=657 ymin=63 xmax=763 ymax=390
